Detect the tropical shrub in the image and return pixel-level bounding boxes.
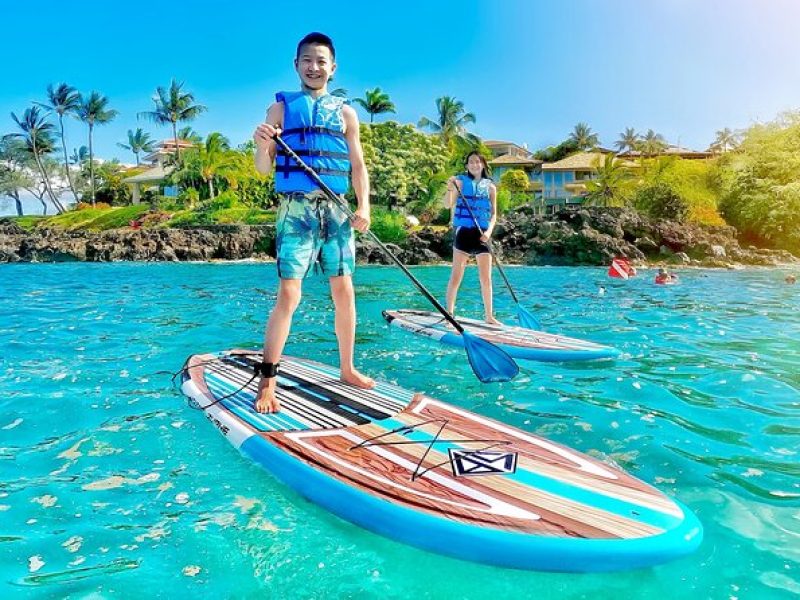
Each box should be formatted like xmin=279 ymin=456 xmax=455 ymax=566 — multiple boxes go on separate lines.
xmin=642 ymin=157 xmax=724 ymax=225
xmin=203 ymin=190 xmax=237 ymax=211
xmin=497 ymin=169 xmax=531 ymax=214
xmin=360 ymin=121 xmax=448 ymax=210
xmin=634 ymin=182 xmax=688 ymax=221
xmin=499 ymin=169 xmax=529 ymax=192
xmin=177 ymin=187 xmax=200 ymax=209
xmin=717 ymin=111 xmax=800 ymax=252
xmin=370 ymin=207 xmax=408 ymax=243
xmin=92 ymin=161 xmax=131 ymax=205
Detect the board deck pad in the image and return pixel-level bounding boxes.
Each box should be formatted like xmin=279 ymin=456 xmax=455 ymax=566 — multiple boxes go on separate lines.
xmin=382 ymin=309 xmax=620 ymax=362
xmin=181 ymin=350 xmax=701 ymax=571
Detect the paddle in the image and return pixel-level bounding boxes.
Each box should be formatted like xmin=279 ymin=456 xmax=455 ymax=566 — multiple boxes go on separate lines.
xmin=451 ymin=180 xmax=542 ymax=330
xmin=271 ymin=134 xmax=519 ymax=383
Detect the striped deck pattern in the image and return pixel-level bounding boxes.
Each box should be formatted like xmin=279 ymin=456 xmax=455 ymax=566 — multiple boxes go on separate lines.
xmin=182 ymin=351 xmax=697 ymax=556
xmin=382 ymin=309 xmax=619 ymax=362
xmin=195 ymin=351 xmax=413 ymax=432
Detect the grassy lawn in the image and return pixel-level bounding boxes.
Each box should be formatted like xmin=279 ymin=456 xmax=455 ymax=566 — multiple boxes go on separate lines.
xmin=9 ymin=205 xmax=277 ymax=231
xmin=7 ymin=206 xmax=433 ymax=236
xmin=9 ymin=216 xmax=46 ymax=231
xmin=164 ymin=207 xmax=276 ymax=227
xmin=11 ymin=206 xmax=150 ymax=231
xmin=209 ymin=207 xmax=276 ymax=225
xmin=7 ymin=204 xmax=436 ymax=234
xmin=78 ymin=205 xmax=151 ymax=230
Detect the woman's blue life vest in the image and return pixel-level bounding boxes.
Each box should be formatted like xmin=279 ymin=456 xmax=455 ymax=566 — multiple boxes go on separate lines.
xmin=453 ymin=174 xmax=492 ymax=230
xmin=274 ymin=91 xmax=351 ymax=195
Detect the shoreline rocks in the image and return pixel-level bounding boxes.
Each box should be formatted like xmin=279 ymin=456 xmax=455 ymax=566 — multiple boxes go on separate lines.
xmin=1 ymin=207 xmax=796 ymax=267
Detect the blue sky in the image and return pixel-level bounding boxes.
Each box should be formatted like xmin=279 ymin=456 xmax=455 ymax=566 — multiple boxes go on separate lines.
xmin=1 ymin=0 xmax=799 ymax=164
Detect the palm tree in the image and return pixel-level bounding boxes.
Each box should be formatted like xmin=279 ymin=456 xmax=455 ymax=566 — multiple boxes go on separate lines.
xmin=177 ymin=126 xmax=202 ymax=144
xmin=174 ymin=132 xmax=234 ymax=199
xmin=117 ymin=128 xmax=155 ymax=165
xmin=639 ymin=129 xmax=667 ymax=158
xmin=615 ymin=127 xmax=640 ymax=154
xmin=330 ymin=87 xmax=348 ymax=98
xmin=584 ymin=154 xmax=631 ymax=207
xmin=710 ymin=128 xmax=738 ymax=154
xmin=70 ymin=146 xmax=89 ymax=165
xmin=139 ymin=79 xmax=206 ymax=164
xmin=197 ymin=132 xmax=231 ymax=199
xmin=408 ymin=171 xmax=449 ymax=223
xmin=418 ymin=96 xmax=477 ymax=145
xmin=9 ymin=107 xmax=65 ymax=213
xmin=353 ymin=88 xmax=396 ymax=123
xmin=36 ymin=83 xmax=81 ymax=200
xmin=568 ymin=122 xmax=600 ymax=150
xmin=75 ymin=92 xmax=118 ymax=205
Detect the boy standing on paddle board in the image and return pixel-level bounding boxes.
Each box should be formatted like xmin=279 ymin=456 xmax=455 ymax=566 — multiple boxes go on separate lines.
xmin=252 ymin=32 xmax=374 ymax=413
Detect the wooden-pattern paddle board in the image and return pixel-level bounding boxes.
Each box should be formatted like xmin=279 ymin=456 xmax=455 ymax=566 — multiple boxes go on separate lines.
xmin=180 ymin=350 xmax=700 ymax=571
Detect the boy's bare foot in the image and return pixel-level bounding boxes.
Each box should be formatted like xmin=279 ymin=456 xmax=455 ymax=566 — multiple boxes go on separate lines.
xmin=254 ymin=378 xmax=280 ymax=413
xmin=485 ymin=316 xmax=503 ymax=326
xmin=340 ymin=368 xmax=375 ymax=390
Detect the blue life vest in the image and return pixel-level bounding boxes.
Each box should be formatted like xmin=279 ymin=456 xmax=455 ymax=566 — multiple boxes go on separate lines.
xmin=453 ymin=174 xmax=492 ymax=229
xmin=275 ymin=91 xmax=351 ymax=194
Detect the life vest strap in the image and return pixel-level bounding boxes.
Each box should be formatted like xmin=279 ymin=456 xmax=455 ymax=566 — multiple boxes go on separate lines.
xmin=282 ymin=126 xmax=346 ymax=140
xmin=275 ymin=164 xmax=351 ymax=177
xmin=276 ymin=148 xmax=350 ymax=160
xmin=455 ymin=207 xmax=490 ymax=216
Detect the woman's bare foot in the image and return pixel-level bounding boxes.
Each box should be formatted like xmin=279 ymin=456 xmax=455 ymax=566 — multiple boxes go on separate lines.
xmin=254 ymin=378 xmax=280 ymax=413
xmin=485 ymin=316 xmax=503 ymax=326
xmin=340 ymin=368 xmax=376 ymax=389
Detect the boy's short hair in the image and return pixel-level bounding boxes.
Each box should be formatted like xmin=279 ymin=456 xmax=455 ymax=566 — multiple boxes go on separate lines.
xmin=296 ymin=32 xmax=336 ymax=59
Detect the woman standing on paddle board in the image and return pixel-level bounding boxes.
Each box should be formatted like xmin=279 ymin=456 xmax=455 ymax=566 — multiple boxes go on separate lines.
xmin=444 ymin=152 xmax=501 ymax=324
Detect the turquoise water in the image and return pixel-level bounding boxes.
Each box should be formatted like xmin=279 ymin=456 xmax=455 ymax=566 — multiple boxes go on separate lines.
xmin=1 ymin=262 xmax=798 ymax=599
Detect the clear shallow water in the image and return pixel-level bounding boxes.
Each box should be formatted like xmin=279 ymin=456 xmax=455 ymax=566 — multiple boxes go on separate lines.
xmin=0 ymin=262 xmax=798 ymax=599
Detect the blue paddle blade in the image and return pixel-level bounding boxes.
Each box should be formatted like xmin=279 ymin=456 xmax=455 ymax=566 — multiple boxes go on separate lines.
xmin=516 ymin=305 xmax=541 ymax=331
xmin=462 ymin=331 xmax=519 ymax=383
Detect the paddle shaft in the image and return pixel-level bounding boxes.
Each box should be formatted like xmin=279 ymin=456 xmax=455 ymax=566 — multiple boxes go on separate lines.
xmin=451 ymin=180 xmax=519 ymax=304
xmin=272 ymin=134 xmax=466 ymax=334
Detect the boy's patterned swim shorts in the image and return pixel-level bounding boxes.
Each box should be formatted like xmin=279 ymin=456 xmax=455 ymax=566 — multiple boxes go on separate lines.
xmin=275 ymin=192 xmax=356 ymax=279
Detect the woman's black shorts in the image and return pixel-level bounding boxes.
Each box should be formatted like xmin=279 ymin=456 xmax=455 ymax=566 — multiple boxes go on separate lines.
xmin=453 ymin=226 xmax=490 ymax=256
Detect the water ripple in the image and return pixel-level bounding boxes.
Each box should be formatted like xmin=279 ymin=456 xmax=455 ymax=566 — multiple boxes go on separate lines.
xmin=0 ymin=263 xmax=798 ymax=598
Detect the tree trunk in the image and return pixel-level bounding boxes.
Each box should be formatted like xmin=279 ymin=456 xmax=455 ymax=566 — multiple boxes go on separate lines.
xmin=135 ymin=152 xmax=140 ymax=166
xmin=30 ymin=133 xmax=64 ymax=213
xmin=172 ymin=122 xmax=180 ymax=164
xmin=58 ymin=113 xmax=78 ymax=201
xmin=208 ymin=177 xmax=215 ymax=199
xmin=88 ymin=121 xmax=96 ymax=206
xmin=32 ymin=190 xmax=48 ymax=216
xmin=12 ymin=192 xmax=23 ymax=216
xmin=38 ymin=157 xmax=66 ymax=213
